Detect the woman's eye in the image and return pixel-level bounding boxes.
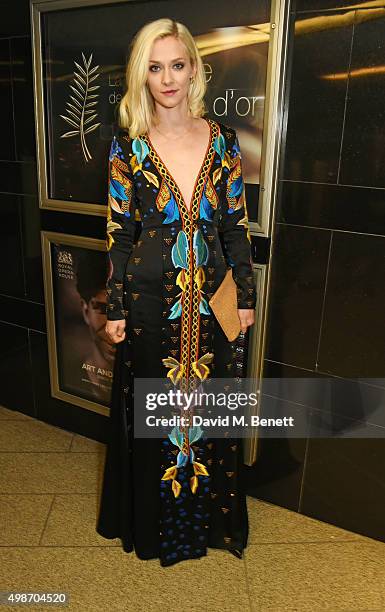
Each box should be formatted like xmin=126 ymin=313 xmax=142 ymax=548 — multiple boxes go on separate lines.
xmin=149 ymin=63 xmax=184 ymax=72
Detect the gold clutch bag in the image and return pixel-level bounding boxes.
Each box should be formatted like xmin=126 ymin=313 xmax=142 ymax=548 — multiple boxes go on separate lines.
xmin=209 ymin=268 xmax=241 ymax=342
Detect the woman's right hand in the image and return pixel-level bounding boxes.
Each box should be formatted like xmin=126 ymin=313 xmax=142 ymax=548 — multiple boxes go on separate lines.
xmin=105 ymin=319 xmax=126 ymax=344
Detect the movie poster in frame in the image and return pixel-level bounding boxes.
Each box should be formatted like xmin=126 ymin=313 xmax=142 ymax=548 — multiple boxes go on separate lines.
xmin=31 ymin=0 xmax=285 ymax=233
xmin=41 ymin=231 xmax=115 ymax=415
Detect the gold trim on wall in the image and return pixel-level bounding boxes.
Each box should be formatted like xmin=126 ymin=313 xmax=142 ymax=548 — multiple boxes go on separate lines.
xmin=243 ymin=0 xmax=293 ymax=465
xmin=253 ymin=0 xmax=290 ymax=236
xmin=243 ymin=263 xmax=266 ymax=466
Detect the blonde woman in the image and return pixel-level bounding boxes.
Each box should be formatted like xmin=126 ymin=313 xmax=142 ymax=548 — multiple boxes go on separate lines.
xmin=97 ymin=17 xmax=256 ymax=567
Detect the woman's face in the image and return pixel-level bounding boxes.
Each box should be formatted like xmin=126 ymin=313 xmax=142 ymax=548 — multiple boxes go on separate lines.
xmin=147 ymin=35 xmax=196 ymax=111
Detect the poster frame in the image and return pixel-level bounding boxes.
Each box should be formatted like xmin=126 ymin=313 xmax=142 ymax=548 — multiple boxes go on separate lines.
xmin=31 ymin=0 xmax=283 ymax=235
xmin=41 ymin=230 xmax=111 ymax=416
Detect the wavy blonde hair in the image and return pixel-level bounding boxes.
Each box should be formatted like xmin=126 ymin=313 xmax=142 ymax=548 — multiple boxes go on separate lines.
xmin=118 ymin=18 xmax=207 ymax=139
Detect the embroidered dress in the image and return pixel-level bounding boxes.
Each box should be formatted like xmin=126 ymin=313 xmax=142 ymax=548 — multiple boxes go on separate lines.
xmin=96 ymin=117 xmax=257 ymax=566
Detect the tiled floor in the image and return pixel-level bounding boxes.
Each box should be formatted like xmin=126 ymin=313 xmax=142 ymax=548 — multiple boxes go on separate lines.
xmin=0 ymin=404 xmax=384 ymax=612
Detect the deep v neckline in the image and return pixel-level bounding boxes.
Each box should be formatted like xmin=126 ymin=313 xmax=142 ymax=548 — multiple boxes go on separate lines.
xmin=143 ymin=117 xmax=213 ymax=217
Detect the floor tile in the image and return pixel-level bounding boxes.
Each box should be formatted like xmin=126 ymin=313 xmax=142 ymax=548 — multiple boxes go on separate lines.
xmin=247 ymin=498 xmax=365 ymax=544
xmin=0 ymin=547 xmax=250 ymax=612
xmin=40 ymin=494 xmax=117 ymax=548
xmin=0 ymin=453 xmax=103 ymax=494
xmin=70 ymin=434 xmax=105 ymax=453
xmin=245 ymin=540 xmax=384 ymax=611
xmin=0 ymin=494 xmax=53 ymax=545
xmin=0 ymin=420 xmax=73 ymax=452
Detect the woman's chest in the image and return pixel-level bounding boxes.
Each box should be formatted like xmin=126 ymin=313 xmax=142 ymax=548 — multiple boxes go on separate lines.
xmin=145 ymin=138 xmax=210 ymax=207
xmin=126 ymin=122 xmax=229 ymax=223
xmin=134 ymin=156 xmax=223 ymax=223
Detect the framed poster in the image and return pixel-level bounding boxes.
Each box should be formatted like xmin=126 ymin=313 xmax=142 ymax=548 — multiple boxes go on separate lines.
xmin=41 ymin=231 xmax=115 ymax=415
xmin=31 ymin=0 xmax=286 ymax=233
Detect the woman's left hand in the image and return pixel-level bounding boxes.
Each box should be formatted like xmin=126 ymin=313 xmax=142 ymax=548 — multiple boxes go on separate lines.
xmin=238 ymin=309 xmax=255 ymax=333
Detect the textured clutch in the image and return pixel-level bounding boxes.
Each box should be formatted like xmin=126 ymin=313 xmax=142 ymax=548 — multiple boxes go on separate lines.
xmin=209 ymin=268 xmax=241 ymax=342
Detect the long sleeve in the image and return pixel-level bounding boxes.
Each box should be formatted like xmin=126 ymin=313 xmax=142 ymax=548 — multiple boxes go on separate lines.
xmin=219 ymin=128 xmax=257 ymax=309
xmin=106 ymin=134 xmax=138 ymax=320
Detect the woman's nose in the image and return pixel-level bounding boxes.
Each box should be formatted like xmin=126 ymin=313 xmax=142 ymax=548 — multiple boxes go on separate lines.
xmin=162 ymin=68 xmax=173 ymax=85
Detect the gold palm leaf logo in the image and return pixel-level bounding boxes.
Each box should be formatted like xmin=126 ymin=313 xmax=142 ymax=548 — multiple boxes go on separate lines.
xmin=60 ymin=52 xmax=101 ymax=162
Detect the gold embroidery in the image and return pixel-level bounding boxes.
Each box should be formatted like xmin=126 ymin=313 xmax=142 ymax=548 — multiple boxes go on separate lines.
xmin=142 ymin=121 xmax=224 ymax=499
xmin=156 ymin=179 xmax=172 ymax=213
xmin=205 ymin=175 xmax=219 ymax=210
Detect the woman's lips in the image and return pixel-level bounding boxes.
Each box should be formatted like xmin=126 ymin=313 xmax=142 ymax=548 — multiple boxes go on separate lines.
xmin=162 ymin=90 xmax=177 ymax=96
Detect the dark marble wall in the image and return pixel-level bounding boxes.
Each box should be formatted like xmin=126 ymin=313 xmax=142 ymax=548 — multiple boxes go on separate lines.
xmin=0 ymin=0 xmax=106 ymax=441
xmin=0 ymin=0 xmax=384 ymax=541
xmin=246 ymin=0 xmax=385 ymax=542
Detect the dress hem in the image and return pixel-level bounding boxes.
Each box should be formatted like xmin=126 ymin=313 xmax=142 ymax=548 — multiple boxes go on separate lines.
xmin=95 ymin=525 xmax=246 ymax=565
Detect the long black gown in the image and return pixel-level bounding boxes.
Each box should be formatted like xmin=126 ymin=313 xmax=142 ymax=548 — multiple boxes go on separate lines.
xmin=96 ymin=117 xmax=257 ymax=566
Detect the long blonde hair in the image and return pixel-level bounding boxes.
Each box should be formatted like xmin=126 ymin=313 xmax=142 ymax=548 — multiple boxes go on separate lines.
xmin=118 ymin=18 xmax=207 ymax=138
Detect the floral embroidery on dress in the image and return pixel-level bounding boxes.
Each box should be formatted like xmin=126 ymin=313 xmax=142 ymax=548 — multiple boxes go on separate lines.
xmin=166 ymin=224 xmax=211 ymax=322
xmin=226 ymin=135 xmax=252 ymax=243
xmin=107 ymin=136 xmax=134 ymax=250
xmin=156 ymin=180 xmax=180 ymax=223
xmin=226 ymin=136 xmax=244 ymax=213
xmin=212 ymin=132 xmax=231 ymax=185
xmin=161 ymin=425 xmax=209 ymax=497
xmin=199 ymin=176 xmax=219 ymax=221
xmin=130 ymin=137 xmax=159 ymax=187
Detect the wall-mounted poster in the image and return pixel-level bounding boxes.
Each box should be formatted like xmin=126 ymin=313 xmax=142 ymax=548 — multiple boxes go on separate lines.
xmin=41 ymin=231 xmax=115 ymax=415
xmin=31 ymin=0 xmax=284 ymax=233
